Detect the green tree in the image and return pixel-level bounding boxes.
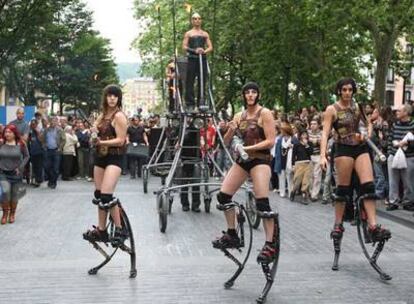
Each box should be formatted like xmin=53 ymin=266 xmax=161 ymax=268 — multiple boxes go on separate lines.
xmin=342 ymin=0 xmax=414 ymax=105
xmin=1 ymin=0 xmax=118 ymax=114
xmin=134 ymin=0 xmax=414 ymax=112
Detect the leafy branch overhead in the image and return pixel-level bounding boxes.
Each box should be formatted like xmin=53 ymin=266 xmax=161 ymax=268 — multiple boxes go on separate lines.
xmin=133 ymin=0 xmax=414 ymax=109
xmin=0 ymin=0 xmax=118 ymax=113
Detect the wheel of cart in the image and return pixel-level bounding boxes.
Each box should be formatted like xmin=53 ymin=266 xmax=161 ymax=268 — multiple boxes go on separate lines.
xmin=157 ymin=191 xmax=170 ymax=233
xmin=245 ymin=187 xmax=261 ymax=229
xmin=142 ymin=162 xmax=173 ymax=194
xmin=142 ymin=166 xmax=149 ymax=193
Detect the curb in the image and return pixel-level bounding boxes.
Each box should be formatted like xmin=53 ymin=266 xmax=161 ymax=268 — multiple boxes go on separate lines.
xmin=377 ymin=208 xmax=414 ymax=230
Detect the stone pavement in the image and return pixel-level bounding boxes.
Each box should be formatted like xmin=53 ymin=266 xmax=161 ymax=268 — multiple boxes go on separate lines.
xmin=377 ymin=201 xmax=414 ymax=230
xmin=0 ymin=177 xmax=413 ymax=304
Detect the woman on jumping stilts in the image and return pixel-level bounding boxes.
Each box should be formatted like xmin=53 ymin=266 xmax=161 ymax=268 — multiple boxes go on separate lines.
xmin=320 ymin=78 xmax=391 ymax=242
xmin=83 ymin=85 xmax=128 ymax=246
xmin=212 ymin=82 xmax=277 ymax=263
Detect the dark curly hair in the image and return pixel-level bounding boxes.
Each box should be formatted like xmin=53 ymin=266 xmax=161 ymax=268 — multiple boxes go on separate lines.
xmin=335 ymin=78 xmax=357 ymax=97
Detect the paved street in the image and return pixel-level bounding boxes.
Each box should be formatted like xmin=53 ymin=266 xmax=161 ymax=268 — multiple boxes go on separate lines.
xmin=0 ymin=176 xmax=413 ymax=304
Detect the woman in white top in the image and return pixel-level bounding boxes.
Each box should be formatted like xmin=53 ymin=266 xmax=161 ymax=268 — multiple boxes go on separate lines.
xmin=62 ymin=126 xmax=79 ymax=181
xmin=275 ymin=123 xmax=294 ymax=198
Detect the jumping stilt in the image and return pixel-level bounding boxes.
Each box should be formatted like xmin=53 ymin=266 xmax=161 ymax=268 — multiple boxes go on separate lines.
xmin=256 ymin=212 xmax=280 ymax=304
xmin=84 ymin=200 xmax=137 ymax=278
xmin=213 ymin=202 xmax=253 ymax=289
xmin=331 ymin=223 xmax=344 ymax=271
xmin=356 ymin=195 xmax=391 ymax=281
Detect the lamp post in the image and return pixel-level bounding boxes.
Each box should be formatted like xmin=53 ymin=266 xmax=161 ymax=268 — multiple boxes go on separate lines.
xmin=210 ymin=0 xmax=217 ymax=83
xmin=284 ymin=65 xmax=291 ymax=112
xmin=24 ymin=73 xmax=33 ymax=105
xmin=402 ymin=44 xmax=414 ymax=104
xmin=155 ymin=5 xmax=165 ymax=106
xmin=58 ymin=55 xmax=65 ymax=115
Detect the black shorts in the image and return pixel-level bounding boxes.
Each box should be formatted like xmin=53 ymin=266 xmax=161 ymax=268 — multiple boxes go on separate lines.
xmin=334 ymin=143 xmax=369 ymax=160
xmin=236 ymin=158 xmax=271 ymax=173
xmin=94 ymin=154 xmax=123 ymax=169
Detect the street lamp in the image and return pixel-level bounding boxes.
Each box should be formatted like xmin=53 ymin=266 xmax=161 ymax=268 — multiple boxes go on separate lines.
xmin=284 ymin=65 xmax=291 ymax=112
xmin=155 ymin=4 xmax=165 ymax=107
xmin=402 ymin=44 xmax=414 ymax=104
xmin=58 ymin=55 xmax=65 ymax=114
xmin=24 ymin=73 xmax=33 ymax=105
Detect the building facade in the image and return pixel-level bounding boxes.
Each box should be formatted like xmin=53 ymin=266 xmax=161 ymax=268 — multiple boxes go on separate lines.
xmin=122 ymin=77 xmax=161 ymax=117
xmin=367 ymin=40 xmax=414 ymax=108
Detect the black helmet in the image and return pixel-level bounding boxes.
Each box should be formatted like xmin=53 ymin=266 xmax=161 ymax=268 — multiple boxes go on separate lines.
xmin=242 ymin=82 xmax=260 ymax=95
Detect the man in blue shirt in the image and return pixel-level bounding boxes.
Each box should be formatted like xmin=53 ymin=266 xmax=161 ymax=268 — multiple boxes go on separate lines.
xmin=42 ymin=117 xmax=66 ymax=189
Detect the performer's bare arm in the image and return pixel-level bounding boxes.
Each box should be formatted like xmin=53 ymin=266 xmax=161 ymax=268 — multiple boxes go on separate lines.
xmin=204 ymin=32 xmax=213 ymax=54
xmin=182 ymin=31 xmax=191 ymax=53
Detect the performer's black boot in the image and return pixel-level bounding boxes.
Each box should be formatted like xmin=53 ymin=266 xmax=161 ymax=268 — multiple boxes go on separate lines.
xmin=367 ymin=225 xmax=391 ymax=242
xmin=330 ymin=223 xmax=345 ymax=239
xmin=257 ymin=242 xmax=278 ymax=264
xmin=212 ymin=230 xmax=241 ymax=249
xmin=83 ymin=226 xmax=109 ymax=243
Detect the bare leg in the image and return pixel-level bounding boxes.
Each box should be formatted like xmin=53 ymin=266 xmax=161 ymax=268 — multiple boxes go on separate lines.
xmin=354 ymin=153 xmax=377 ymax=227
xmin=220 ymin=163 xmax=248 ymax=229
xmin=334 ymin=156 xmax=354 ymax=224
xmin=100 ymin=165 xmax=122 ymax=227
xmin=94 ymin=166 xmax=108 ymax=230
xmin=250 ymin=165 xmax=274 ymax=242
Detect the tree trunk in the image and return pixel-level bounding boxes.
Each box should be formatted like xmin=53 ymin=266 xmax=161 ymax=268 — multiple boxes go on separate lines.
xmin=374 ymin=56 xmax=388 ymax=106
xmin=372 ymin=30 xmax=398 ymax=106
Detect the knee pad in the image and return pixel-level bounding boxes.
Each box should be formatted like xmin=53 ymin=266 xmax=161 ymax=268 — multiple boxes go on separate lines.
xmin=358 ymin=182 xmax=377 ymax=199
xmin=333 ymin=186 xmax=352 ymax=203
xmin=256 ymin=197 xmax=278 ymax=219
xmin=92 ymin=190 xmax=101 ymax=205
xmin=94 ymin=190 xmax=101 ymax=199
xmin=216 ymin=192 xmax=234 ymax=211
xmin=256 ymin=198 xmax=272 ymax=212
xmin=217 ymin=192 xmax=232 ymax=205
xmin=99 ymin=193 xmax=117 ymax=210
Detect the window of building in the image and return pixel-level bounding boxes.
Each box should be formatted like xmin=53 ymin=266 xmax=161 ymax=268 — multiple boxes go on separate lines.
xmin=386 ymin=90 xmax=394 ymax=106
xmin=387 ymin=68 xmax=395 ymax=83
xmin=406 ymin=44 xmax=413 ymax=55
xmin=405 ymin=91 xmax=411 ymax=103
xmin=408 ymin=67 xmax=413 ymax=85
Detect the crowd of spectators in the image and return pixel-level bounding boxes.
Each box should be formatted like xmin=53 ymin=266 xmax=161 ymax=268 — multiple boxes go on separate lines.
xmin=1 ymin=100 xmax=413 ymax=217
xmin=269 ymin=102 xmax=414 ymax=213
xmin=0 ymin=109 xmax=161 ymax=191
xmin=203 ymin=101 xmax=414 ymax=215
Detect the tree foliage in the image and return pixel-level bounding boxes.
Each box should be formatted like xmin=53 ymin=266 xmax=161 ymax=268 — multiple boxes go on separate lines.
xmin=134 ymin=0 xmax=414 ymax=110
xmin=0 ymin=0 xmax=118 ymax=114
xmin=344 ymin=0 xmax=414 ymax=105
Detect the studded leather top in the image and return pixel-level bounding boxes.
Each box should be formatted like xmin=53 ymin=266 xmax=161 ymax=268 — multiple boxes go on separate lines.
xmin=238 ymin=108 xmax=270 ymax=156
xmin=97 ymin=110 xmax=126 ymax=155
xmin=332 ymin=102 xmax=361 ymax=146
